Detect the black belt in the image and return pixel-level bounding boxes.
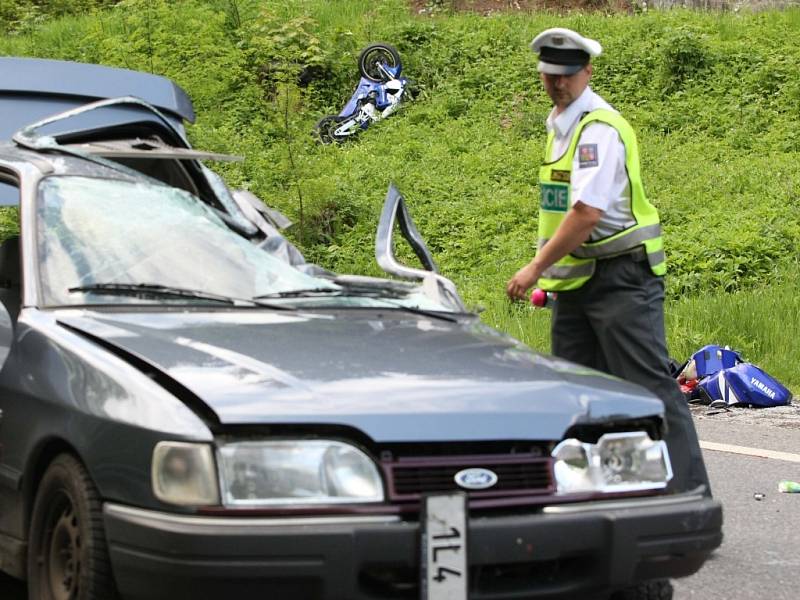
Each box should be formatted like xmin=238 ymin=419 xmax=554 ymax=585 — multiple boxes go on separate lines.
xmin=596 ymin=246 xmax=648 ymax=262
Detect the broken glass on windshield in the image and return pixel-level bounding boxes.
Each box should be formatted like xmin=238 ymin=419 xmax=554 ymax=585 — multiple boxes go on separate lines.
xmin=36 ymin=176 xmax=334 ymax=306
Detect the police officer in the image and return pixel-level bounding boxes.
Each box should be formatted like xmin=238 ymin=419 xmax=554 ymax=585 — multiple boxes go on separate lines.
xmin=506 ymin=28 xmax=709 ymax=494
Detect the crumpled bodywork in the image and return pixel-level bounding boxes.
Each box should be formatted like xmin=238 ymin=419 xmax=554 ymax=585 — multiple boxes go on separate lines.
xmin=55 ymin=309 xmax=664 ymax=443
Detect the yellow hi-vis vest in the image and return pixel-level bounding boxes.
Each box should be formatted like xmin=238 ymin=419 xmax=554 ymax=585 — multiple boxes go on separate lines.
xmin=537 ymin=109 xmax=666 ymax=291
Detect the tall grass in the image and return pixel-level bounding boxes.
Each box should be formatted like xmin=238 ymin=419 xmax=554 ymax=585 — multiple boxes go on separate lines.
xmin=665 ymin=271 xmax=800 ymax=392
xmin=257 ymin=0 xmax=405 ymax=34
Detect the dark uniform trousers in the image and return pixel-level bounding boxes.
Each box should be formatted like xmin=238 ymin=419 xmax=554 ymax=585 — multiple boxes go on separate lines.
xmin=551 ymin=249 xmax=711 ymax=495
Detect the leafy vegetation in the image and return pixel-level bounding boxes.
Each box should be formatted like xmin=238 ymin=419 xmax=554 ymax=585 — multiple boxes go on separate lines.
xmin=1 ymin=1 xmax=798 ymax=389
xmin=0 ymin=0 xmax=117 ymax=35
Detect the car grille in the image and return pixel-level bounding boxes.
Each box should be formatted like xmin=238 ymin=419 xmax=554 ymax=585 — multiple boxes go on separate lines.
xmin=381 ymin=454 xmax=554 ymax=501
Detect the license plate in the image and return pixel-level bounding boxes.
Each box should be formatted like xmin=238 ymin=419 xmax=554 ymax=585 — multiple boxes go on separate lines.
xmin=420 ymin=493 xmax=468 ymax=600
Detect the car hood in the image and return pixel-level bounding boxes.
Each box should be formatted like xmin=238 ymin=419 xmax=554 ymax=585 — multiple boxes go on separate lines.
xmin=56 ymin=309 xmax=664 ymax=442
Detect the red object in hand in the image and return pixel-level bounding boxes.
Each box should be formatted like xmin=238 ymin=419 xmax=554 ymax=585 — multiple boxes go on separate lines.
xmin=530 ymin=288 xmax=555 ymax=308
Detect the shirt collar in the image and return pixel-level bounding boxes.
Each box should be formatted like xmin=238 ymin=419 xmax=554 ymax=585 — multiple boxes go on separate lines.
xmin=546 ymin=86 xmax=595 ymax=137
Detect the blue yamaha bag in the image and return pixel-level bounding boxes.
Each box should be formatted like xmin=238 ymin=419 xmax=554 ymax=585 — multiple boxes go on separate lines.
xmin=689 ymin=345 xmax=743 ymax=378
xmin=698 ymin=363 xmax=792 ymax=408
xmin=679 ymin=345 xmax=793 ymax=408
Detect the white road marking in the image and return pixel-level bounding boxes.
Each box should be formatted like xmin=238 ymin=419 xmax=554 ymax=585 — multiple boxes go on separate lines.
xmin=700 ymin=440 xmax=800 ymax=463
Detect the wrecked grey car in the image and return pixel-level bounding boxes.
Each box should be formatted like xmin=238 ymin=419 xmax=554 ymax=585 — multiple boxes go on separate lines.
xmin=0 ymin=58 xmax=721 ymax=600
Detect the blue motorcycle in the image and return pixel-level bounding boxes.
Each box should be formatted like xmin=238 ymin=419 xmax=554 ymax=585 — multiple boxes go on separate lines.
xmin=315 ymin=43 xmax=407 ymax=144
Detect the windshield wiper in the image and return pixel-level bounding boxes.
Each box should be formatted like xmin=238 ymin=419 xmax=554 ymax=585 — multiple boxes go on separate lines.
xmin=253 ymin=285 xmax=407 ymax=300
xmin=68 ymin=283 xmax=290 ymax=309
xmin=252 ymin=287 xmax=344 ymax=299
xmin=253 ymin=286 xmax=460 ymax=322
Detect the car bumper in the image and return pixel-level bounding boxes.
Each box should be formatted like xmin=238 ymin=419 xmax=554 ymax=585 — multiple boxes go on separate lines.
xmin=103 ymin=491 xmax=722 ymax=600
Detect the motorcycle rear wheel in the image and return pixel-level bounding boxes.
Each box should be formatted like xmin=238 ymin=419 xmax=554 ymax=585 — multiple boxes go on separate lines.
xmin=358 ymin=43 xmax=401 ymax=83
xmin=315 ymin=115 xmax=347 ymax=144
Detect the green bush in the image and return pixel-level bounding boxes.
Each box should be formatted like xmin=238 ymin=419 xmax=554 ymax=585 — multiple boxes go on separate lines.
xmin=658 ymin=26 xmax=712 ymax=94
xmin=0 ymin=0 xmax=117 ymax=35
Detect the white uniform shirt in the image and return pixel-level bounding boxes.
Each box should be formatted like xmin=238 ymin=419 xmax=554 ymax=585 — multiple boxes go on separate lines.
xmin=545 ymin=86 xmax=636 ymax=240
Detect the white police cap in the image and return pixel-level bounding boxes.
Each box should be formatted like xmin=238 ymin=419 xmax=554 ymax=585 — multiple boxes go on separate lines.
xmin=530 ymin=28 xmax=602 ymax=75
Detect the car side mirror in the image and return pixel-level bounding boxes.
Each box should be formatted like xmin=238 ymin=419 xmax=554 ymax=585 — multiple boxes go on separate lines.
xmin=0 ymin=301 xmax=12 ymax=370
xmin=375 ymin=183 xmax=438 ymax=277
xmin=375 ymin=183 xmax=466 ymax=311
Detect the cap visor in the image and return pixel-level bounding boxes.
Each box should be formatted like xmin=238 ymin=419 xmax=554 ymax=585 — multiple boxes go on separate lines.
xmin=537 ymin=61 xmax=584 ymax=76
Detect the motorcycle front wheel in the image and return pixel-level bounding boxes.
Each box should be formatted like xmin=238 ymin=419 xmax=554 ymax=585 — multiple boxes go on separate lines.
xmin=315 ymin=115 xmax=347 ymax=144
xmin=358 ymin=43 xmax=401 ymax=83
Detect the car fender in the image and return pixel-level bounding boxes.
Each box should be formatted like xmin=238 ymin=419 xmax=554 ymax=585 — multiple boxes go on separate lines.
xmin=0 ymin=309 xmax=213 ymax=518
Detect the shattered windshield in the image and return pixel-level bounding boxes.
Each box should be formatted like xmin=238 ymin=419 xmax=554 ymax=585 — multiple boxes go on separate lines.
xmin=35 ymin=176 xmax=455 ymax=312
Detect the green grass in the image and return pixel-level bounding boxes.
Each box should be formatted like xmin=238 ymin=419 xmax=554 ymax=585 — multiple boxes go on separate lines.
xmin=665 ymin=272 xmax=800 ymax=393
xmin=1 ymin=1 xmax=799 ymax=392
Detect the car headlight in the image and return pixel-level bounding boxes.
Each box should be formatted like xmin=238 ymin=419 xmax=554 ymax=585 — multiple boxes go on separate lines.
xmin=552 ymin=432 xmax=672 ymax=494
xmin=217 ymin=440 xmax=384 ymax=506
xmin=152 ymin=441 xmax=220 ymax=506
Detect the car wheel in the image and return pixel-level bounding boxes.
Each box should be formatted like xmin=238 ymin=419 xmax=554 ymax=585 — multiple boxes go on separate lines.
xmin=611 ymin=579 xmax=673 ymax=600
xmin=27 ymin=454 xmax=117 ymax=600
xmin=357 ymin=43 xmax=401 ymax=82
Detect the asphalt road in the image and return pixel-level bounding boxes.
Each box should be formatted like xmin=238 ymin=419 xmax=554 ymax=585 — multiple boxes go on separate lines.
xmin=673 ymin=450 xmax=800 ymax=600
xmin=2 ymin=406 xmax=799 ymax=599
xmin=673 ymin=405 xmax=800 ymax=600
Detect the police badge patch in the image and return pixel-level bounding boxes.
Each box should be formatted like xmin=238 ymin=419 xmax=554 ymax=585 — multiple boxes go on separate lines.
xmin=550 ymin=170 xmax=571 ymax=183
xmin=578 ymin=143 xmax=598 ymax=168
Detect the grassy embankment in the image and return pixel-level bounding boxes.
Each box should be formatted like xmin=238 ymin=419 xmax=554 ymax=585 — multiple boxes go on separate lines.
xmin=1 ymin=0 xmax=798 ymax=390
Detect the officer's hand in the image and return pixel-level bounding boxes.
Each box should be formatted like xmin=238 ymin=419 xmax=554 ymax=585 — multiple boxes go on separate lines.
xmin=506 ymin=263 xmax=541 ymax=301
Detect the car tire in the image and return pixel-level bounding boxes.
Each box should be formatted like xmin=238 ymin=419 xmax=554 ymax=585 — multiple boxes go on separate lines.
xmin=611 ymin=579 xmax=674 ymax=600
xmin=27 ymin=454 xmax=117 ymax=600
